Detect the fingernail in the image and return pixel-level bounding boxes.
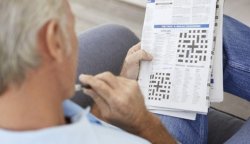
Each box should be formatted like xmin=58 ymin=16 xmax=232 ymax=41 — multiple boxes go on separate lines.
xmin=79 ymin=74 xmax=85 ymax=81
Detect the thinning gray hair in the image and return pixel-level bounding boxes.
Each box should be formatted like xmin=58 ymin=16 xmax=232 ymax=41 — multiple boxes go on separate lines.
xmin=0 ymin=0 xmax=68 ymax=94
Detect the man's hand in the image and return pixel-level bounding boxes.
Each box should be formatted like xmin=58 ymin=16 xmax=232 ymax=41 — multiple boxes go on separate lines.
xmin=79 ymin=72 xmax=176 ymax=144
xmin=120 ymin=43 xmax=153 ymax=80
xmin=80 ymin=72 xmax=149 ymax=132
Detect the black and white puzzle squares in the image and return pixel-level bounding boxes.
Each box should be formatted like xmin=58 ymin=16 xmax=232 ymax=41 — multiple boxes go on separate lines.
xmin=177 ymin=29 xmax=209 ymax=65
xmin=148 ymin=72 xmax=171 ymax=101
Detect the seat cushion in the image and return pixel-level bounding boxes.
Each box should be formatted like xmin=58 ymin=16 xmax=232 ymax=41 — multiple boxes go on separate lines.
xmin=208 ymin=108 xmax=245 ymax=144
xmin=224 ymin=118 xmax=250 ymax=144
xmin=71 ymin=24 xmax=139 ymax=108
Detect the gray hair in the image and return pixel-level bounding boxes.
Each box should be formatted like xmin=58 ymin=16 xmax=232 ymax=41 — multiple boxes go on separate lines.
xmin=0 ymin=0 xmax=68 ymax=94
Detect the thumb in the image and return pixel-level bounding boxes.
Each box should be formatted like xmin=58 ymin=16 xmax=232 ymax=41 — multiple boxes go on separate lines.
xmin=133 ymin=50 xmax=153 ymax=62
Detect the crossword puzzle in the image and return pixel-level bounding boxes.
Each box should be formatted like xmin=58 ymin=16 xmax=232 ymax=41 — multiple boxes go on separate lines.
xmin=177 ymin=29 xmax=209 ymax=64
xmin=148 ymin=72 xmax=171 ymax=101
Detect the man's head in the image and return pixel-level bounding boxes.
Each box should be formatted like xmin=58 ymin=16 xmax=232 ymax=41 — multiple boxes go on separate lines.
xmin=0 ymin=0 xmax=78 ymax=99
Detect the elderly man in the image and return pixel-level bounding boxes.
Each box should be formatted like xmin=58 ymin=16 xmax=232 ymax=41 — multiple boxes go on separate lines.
xmin=1 ymin=0 xmax=250 ymax=144
xmin=0 ymin=0 xmax=177 ymax=143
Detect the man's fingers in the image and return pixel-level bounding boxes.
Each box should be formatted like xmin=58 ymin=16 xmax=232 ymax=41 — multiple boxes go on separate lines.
xmin=132 ymin=50 xmax=153 ymax=62
xmin=128 ymin=43 xmax=141 ymax=55
xmin=79 ymin=75 xmax=111 ymax=99
xmin=83 ymin=89 xmax=109 ymax=112
xmin=95 ymin=72 xmax=117 ymax=89
xmin=133 ymin=42 xmax=141 ymax=50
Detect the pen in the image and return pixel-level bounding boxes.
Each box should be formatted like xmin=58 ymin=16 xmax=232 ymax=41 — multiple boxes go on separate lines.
xmin=75 ymin=84 xmax=92 ymax=92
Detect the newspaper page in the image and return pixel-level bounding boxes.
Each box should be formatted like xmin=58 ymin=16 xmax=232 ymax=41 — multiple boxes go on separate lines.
xmin=139 ymin=0 xmax=221 ymax=120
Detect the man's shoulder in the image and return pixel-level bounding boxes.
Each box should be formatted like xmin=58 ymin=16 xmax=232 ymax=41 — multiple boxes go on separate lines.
xmin=89 ymin=121 xmax=151 ymax=144
xmin=65 ymin=100 xmax=151 ymax=144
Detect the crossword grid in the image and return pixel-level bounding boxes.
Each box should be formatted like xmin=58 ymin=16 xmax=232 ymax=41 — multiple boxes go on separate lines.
xmin=148 ymin=72 xmax=171 ymax=101
xmin=177 ymin=29 xmax=209 ymax=64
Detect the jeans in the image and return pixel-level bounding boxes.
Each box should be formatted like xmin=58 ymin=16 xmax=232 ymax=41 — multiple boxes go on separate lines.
xmin=223 ymin=15 xmax=250 ymax=144
xmin=159 ymin=15 xmax=250 ymax=144
xmin=74 ymin=15 xmax=249 ymax=144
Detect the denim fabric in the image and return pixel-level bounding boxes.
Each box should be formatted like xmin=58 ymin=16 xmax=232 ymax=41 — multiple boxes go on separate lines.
xmin=223 ymin=15 xmax=250 ymax=101
xmin=159 ymin=15 xmax=250 ymax=144
xmin=158 ymin=114 xmax=208 ymax=144
xmin=222 ymin=15 xmax=250 ymax=143
xmin=72 ymin=17 xmax=250 ymax=144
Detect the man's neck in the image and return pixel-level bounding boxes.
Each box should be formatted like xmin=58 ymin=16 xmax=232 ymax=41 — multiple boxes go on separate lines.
xmin=0 ymin=71 xmax=66 ymax=131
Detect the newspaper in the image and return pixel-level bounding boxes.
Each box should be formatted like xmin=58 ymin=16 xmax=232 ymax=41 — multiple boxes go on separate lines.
xmin=138 ymin=0 xmax=224 ymax=120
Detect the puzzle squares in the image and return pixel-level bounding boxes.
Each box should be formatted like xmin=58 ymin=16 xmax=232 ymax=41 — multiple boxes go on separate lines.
xmin=148 ymin=72 xmax=171 ymax=101
xmin=177 ymin=29 xmax=209 ymax=64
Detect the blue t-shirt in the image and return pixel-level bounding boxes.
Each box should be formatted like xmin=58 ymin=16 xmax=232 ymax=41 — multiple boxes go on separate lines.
xmin=0 ymin=100 xmax=150 ymax=144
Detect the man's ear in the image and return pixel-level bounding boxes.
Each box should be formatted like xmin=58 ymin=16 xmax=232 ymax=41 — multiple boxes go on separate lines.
xmin=45 ymin=20 xmax=65 ymax=63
